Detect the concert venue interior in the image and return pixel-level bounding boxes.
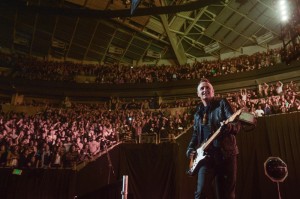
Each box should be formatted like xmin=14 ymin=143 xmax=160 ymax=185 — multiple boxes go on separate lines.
xmin=0 ymin=0 xmax=299 ymax=199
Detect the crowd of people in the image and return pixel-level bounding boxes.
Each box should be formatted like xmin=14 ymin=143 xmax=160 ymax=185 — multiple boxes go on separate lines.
xmin=0 ymin=78 xmax=298 ymax=170
xmin=223 ymin=80 xmax=299 ymax=117
xmin=0 ymin=48 xmax=282 ymax=83
xmin=158 ymin=79 xmax=299 ymax=117
xmin=0 ymin=47 xmax=299 ymax=170
xmin=0 ymin=103 xmax=192 ymax=169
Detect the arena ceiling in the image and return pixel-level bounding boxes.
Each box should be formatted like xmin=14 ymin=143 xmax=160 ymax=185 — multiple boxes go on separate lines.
xmin=0 ymin=0 xmax=282 ymax=65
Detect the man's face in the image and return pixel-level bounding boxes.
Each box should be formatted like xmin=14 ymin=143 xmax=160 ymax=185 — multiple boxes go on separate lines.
xmin=197 ymin=82 xmax=214 ymax=101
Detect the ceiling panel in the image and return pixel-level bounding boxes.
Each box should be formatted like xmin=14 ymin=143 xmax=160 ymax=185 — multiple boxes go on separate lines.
xmin=231 ymin=37 xmax=248 ymax=49
xmin=210 ymin=26 xmax=230 ymax=42
xmin=68 ymin=44 xmax=86 ymax=59
xmin=235 ymin=18 xmax=253 ymax=33
xmin=217 ymin=9 xmax=234 ymax=24
xmin=86 ymin=50 xmax=102 ymax=61
xmin=205 ymin=22 xmax=222 ymax=38
xmin=0 ymin=0 xmax=285 ymax=63
xmin=224 ymin=15 xmax=243 ymax=28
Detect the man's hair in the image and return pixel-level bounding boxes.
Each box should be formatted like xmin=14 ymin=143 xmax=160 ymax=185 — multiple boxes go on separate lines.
xmin=199 ymin=78 xmax=210 ymax=84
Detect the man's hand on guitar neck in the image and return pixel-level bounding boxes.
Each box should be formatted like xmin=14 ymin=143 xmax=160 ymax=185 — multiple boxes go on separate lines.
xmin=221 ymin=122 xmax=240 ymax=134
xmin=220 ymin=121 xmax=236 ymax=134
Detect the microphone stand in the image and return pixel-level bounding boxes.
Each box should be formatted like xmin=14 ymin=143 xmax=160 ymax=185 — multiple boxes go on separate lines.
xmin=104 ymin=143 xmax=115 ymax=184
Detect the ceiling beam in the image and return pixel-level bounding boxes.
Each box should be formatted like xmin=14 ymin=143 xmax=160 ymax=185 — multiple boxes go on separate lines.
xmin=138 ymin=40 xmax=153 ymax=65
xmin=177 ymin=8 xmax=207 ymax=44
xmin=65 ymin=17 xmax=79 ymax=59
xmin=101 ymin=29 xmax=117 ymax=63
xmin=29 ymin=13 xmax=39 ymax=56
xmin=83 ymin=20 xmax=100 ymax=60
xmin=112 ymin=18 xmax=169 ymax=45
xmin=119 ymin=32 xmax=136 ymax=64
xmin=0 ymin=0 xmax=220 ymax=18
xmin=48 ymin=15 xmax=59 ymax=57
xmin=174 ymin=12 xmax=238 ymax=53
xmin=160 ymin=14 xmax=187 ymax=65
xmin=12 ymin=10 xmax=18 ymax=51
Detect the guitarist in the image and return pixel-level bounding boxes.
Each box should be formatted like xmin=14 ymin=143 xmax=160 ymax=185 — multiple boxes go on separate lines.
xmin=186 ymin=78 xmax=241 ymax=199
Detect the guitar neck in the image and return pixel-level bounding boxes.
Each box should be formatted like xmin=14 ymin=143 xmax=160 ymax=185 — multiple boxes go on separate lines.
xmin=202 ymin=109 xmax=242 ymax=151
xmin=202 ymin=128 xmax=221 ymax=150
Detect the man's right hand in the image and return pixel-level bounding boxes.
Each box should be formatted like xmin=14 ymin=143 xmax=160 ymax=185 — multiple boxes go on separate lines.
xmin=189 ymin=151 xmax=196 ymax=159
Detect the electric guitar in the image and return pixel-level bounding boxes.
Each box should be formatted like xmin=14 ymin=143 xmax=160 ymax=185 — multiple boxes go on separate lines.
xmin=186 ymin=109 xmax=243 ymax=176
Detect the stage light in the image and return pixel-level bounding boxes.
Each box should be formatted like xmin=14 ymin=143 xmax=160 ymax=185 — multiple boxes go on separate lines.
xmin=277 ymin=0 xmax=290 ymax=23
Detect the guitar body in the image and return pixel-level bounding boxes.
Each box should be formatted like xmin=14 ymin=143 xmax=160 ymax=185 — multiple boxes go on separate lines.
xmin=186 ymin=145 xmax=206 ymax=176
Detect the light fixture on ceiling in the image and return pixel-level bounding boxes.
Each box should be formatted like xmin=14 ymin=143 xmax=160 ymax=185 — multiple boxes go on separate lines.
xmin=204 ymin=42 xmax=220 ymax=54
xmin=278 ymin=0 xmax=290 ymax=22
xmin=255 ymin=32 xmax=274 ymax=45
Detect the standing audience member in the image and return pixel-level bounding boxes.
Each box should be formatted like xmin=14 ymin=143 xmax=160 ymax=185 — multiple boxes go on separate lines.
xmin=275 ymin=81 xmax=284 ymax=95
xmin=240 ymin=89 xmax=247 ymax=102
xmin=6 ymin=145 xmax=20 ymax=167
xmin=64 ymin=144 xmax=79 ymax=168
xmin=264 ymin=103 xmax=272 ymax=116
xmin=0 ymin=144 xmax=8 ymax=166
xmin=255 ymin=105 xmax=264 ymax=117
xmin=80 ymin=144 xmax=92 ymax=161
xmin=40 ymin=144 xmax=52 ymax=168
xmin=262 ymin=83 xmax=269 ymax=97
xmin=51 ymin=147 xmax=63 ymax=168
xmin=88 ymin=135 xmax=100 ymax=156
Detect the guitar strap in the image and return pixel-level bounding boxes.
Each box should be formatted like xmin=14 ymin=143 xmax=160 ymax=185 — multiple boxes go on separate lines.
xmin=202 ymin=112 xmax=208 ymax=125
xmin=201 ymin=105 xmax=212 ymax=146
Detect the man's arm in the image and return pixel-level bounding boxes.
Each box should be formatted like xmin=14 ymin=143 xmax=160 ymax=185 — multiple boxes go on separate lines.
xmin=186 ymin=113 xmax=199 ymax=158
xmin=221 ymin=98 xmax=241 ymax=135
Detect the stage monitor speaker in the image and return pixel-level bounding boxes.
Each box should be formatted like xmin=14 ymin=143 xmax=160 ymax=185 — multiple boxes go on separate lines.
xmin=239 ymin=111 xmax=256 ymax=125
xmin=239 ymin=111 xmax=257 ymax=132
